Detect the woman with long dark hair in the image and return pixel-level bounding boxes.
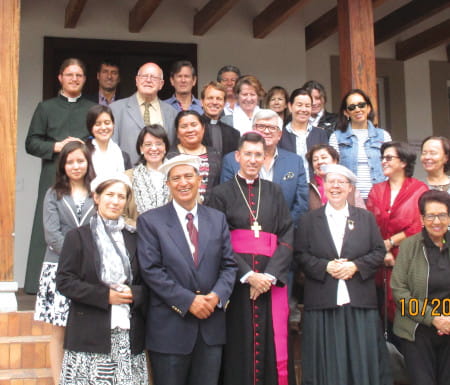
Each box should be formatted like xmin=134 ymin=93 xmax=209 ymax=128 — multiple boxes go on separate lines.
xmin=167 ymin=110 xmax=221 ymax=204
xmin=85 ymin=104 xmax=131 ymax=174
xmin=34 ymin=141 xmax=95 ymax=384
xmin=329 ymin=89 xmax=392 ymax=200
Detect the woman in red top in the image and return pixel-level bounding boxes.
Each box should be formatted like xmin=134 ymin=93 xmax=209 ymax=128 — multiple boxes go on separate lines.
xmin=367 ymin=141 xmax=428 ymax=335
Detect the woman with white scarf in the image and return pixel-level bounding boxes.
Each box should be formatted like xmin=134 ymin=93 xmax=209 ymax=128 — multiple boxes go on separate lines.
xmin=86 ymin=104 xmax=131 ymax=175
xmin=56 ymin=173 xmax=148 ymax=385
xmin=124 ymin=124 xmax=170 ymax=226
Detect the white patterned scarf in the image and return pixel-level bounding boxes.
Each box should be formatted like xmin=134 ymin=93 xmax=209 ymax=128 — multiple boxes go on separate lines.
xmin=132 ymin=163 xmax=169 ymax=214
xmin=90 ymin=214 xmax=132 ymax=287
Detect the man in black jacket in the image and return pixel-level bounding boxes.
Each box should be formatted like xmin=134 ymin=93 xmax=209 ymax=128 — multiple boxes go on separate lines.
xmin=303 ymin=80 xmax=338 ymax=138
xmin=200 ymin=81 xmax=240 ymax=158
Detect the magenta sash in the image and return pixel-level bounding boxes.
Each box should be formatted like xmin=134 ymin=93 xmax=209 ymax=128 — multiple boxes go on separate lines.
xmin=230 ymin=229 xmax=277 ymax=257
xmin=230 ymin=229 xmax=289 ymax=385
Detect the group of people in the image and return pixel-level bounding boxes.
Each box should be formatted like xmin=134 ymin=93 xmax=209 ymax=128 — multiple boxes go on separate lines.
xmin=25 ymin=56 xmax=450 ymax=385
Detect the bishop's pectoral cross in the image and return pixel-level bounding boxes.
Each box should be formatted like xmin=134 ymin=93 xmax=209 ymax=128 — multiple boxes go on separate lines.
xmin=251 ymin=220 xmax=262 ymax=238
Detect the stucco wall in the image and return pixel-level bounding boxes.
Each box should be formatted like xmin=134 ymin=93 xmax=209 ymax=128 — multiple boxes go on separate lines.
xmin=15 ymin=0 xmax=450 ymax=285
xmin=15 ymin=0 xmax=308 ymax=285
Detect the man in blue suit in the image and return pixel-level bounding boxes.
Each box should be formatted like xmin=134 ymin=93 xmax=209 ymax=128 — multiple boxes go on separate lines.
xmin=137 ymin=154 xmax=237 ymax=385
xmin=221 ymin=109 xmax=308 ymax=223
xmin=111 ymin=62 xmax=177 ymax=164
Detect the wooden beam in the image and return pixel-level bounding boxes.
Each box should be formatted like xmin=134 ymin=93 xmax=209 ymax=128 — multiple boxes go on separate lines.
xmin=337 ymin=0 xmax=378 ymax=117
xmin=253 ymin=0 xmax=309 ymax=39
xmin=375 ymin=0 xmax=450 ymax=45
xmin=305 ymin=0 xmax=385 ymax=50
xmin=64 ymin=0 xmax=88 ymax=28
xmin=0 ymin=0 xmax=19 ymax=281
xmin=396 ymin=19 xmax=450 ymax=61
xmin=305 ymin=7 xmax=337 ymax=50
xmin=193 ymin=0 xmax=239 ymax=36
xmin=129 ymin=0 xmax=163 ymax=33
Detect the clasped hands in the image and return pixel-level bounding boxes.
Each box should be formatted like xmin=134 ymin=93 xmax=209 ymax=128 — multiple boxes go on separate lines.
xmin=248 ymin=272 xmax=272 ymax=301
xmin=109 ymin=284 xmax=133 ymax=305
xmin=189 ymin=292 xmax=220 ymax=319
xmin=327 ymin=259 xmax=357 ymax=280
xmin=432 ymin=316 xmax=450 ymax=336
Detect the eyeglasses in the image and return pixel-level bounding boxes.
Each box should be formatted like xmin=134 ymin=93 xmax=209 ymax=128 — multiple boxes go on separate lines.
xmin=423 ymin=213 xmax=449 ymax=222
xmin=62 ymin=73 xmax=84 ymax=79
xmin=142 ymin=142 xmax=165 ymax=149
xmin=137 ymin=74 xmax=162 ymax=82
xmin=325 ymin=179 xmax=350 ymax=187
xmin=347 ymin=102 xmax=367 ymax=111
xmin=254 ymin=124 xmax=279 ymax=133
xmin=381 ymin=155 xmax=400 ymax=162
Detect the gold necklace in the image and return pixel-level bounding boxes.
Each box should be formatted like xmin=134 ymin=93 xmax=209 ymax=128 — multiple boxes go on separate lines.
xmin=234 ymin=174 xmax=262 ymax=238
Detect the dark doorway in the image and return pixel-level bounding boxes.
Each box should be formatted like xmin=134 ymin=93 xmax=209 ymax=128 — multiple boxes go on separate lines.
xmin=43 ymin=37 xmax=198 ymax=100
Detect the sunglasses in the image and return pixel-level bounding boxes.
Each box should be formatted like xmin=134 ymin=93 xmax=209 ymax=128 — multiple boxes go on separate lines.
xmin=347 ymin=102 xmax=367 ymax=111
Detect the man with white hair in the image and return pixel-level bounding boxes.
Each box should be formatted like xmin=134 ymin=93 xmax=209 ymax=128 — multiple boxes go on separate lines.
xmin=221 ymin=108 xmax=308 ymax=223
xmin=111 ymin=62 xmax=177 ymax=164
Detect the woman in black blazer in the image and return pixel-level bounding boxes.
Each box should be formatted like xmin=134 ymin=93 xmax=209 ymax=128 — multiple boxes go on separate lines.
xmin=295 ymin=164 xmax=392 ymax=385
xmin=279 ymin=88 xmax=328 ymax=181
xmin=56 ymin=173 xmax=148 ymax=385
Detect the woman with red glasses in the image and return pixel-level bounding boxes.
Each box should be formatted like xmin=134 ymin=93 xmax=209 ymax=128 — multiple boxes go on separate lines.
xmin=329 ymin=89 xmax=392 ymax=200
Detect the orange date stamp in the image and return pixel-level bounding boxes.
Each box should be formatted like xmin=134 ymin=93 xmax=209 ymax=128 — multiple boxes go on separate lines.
xmin=399 ymin=298 xmax=450 ymax=317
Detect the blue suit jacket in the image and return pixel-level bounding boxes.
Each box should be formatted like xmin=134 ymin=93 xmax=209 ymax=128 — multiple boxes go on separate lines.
xmin=111 ymin=93 xmax=177 ymax=165
xmin=220 ymin=148 xmax=309 ymax=222
xmin=137 ymin=202 xmax=237 ymax=354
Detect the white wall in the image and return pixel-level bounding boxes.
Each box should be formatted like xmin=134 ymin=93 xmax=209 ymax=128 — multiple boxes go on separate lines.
xmin=15 ymin=0 xmax=307 ymax=285
xmin=306 ymin=7 xmax=449 ymax=143
xmin=14 ymin=0 xmax=450 ymax=285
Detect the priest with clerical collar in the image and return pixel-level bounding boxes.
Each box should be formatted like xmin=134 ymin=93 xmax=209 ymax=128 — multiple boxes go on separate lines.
xmin=208 ymin=131 xmax=294 ymax=385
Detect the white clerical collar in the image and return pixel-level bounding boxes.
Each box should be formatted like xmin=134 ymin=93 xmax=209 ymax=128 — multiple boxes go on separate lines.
xmin=60 ymin=91 xmax=82 ymax=102
xmin=237 ymin=172 xmax=257 ymax=184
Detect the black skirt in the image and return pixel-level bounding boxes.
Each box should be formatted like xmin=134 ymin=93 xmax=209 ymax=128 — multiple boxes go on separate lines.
xmin=302 ymin=305 xmax=392 ymax=385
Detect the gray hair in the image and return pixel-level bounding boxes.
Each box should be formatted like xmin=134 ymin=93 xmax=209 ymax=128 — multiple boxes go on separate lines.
xmin=252 ymin=109 xmax=283 ymax=131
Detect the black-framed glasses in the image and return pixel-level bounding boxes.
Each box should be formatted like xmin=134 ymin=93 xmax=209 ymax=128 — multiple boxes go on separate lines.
xmin=380 ymin=155 xmax=400 ymax=162
xmin=423 ymin=213 xmax=449 ymax=222
xmin=347 ymin=102 xmax=367 ymax=111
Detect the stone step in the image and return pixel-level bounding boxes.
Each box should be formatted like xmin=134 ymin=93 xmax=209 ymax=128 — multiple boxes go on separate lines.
xmin=0 ymin=368 xmax=52 ymax=385
xmin=0 ymin=312 xmax=51 ymax=338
